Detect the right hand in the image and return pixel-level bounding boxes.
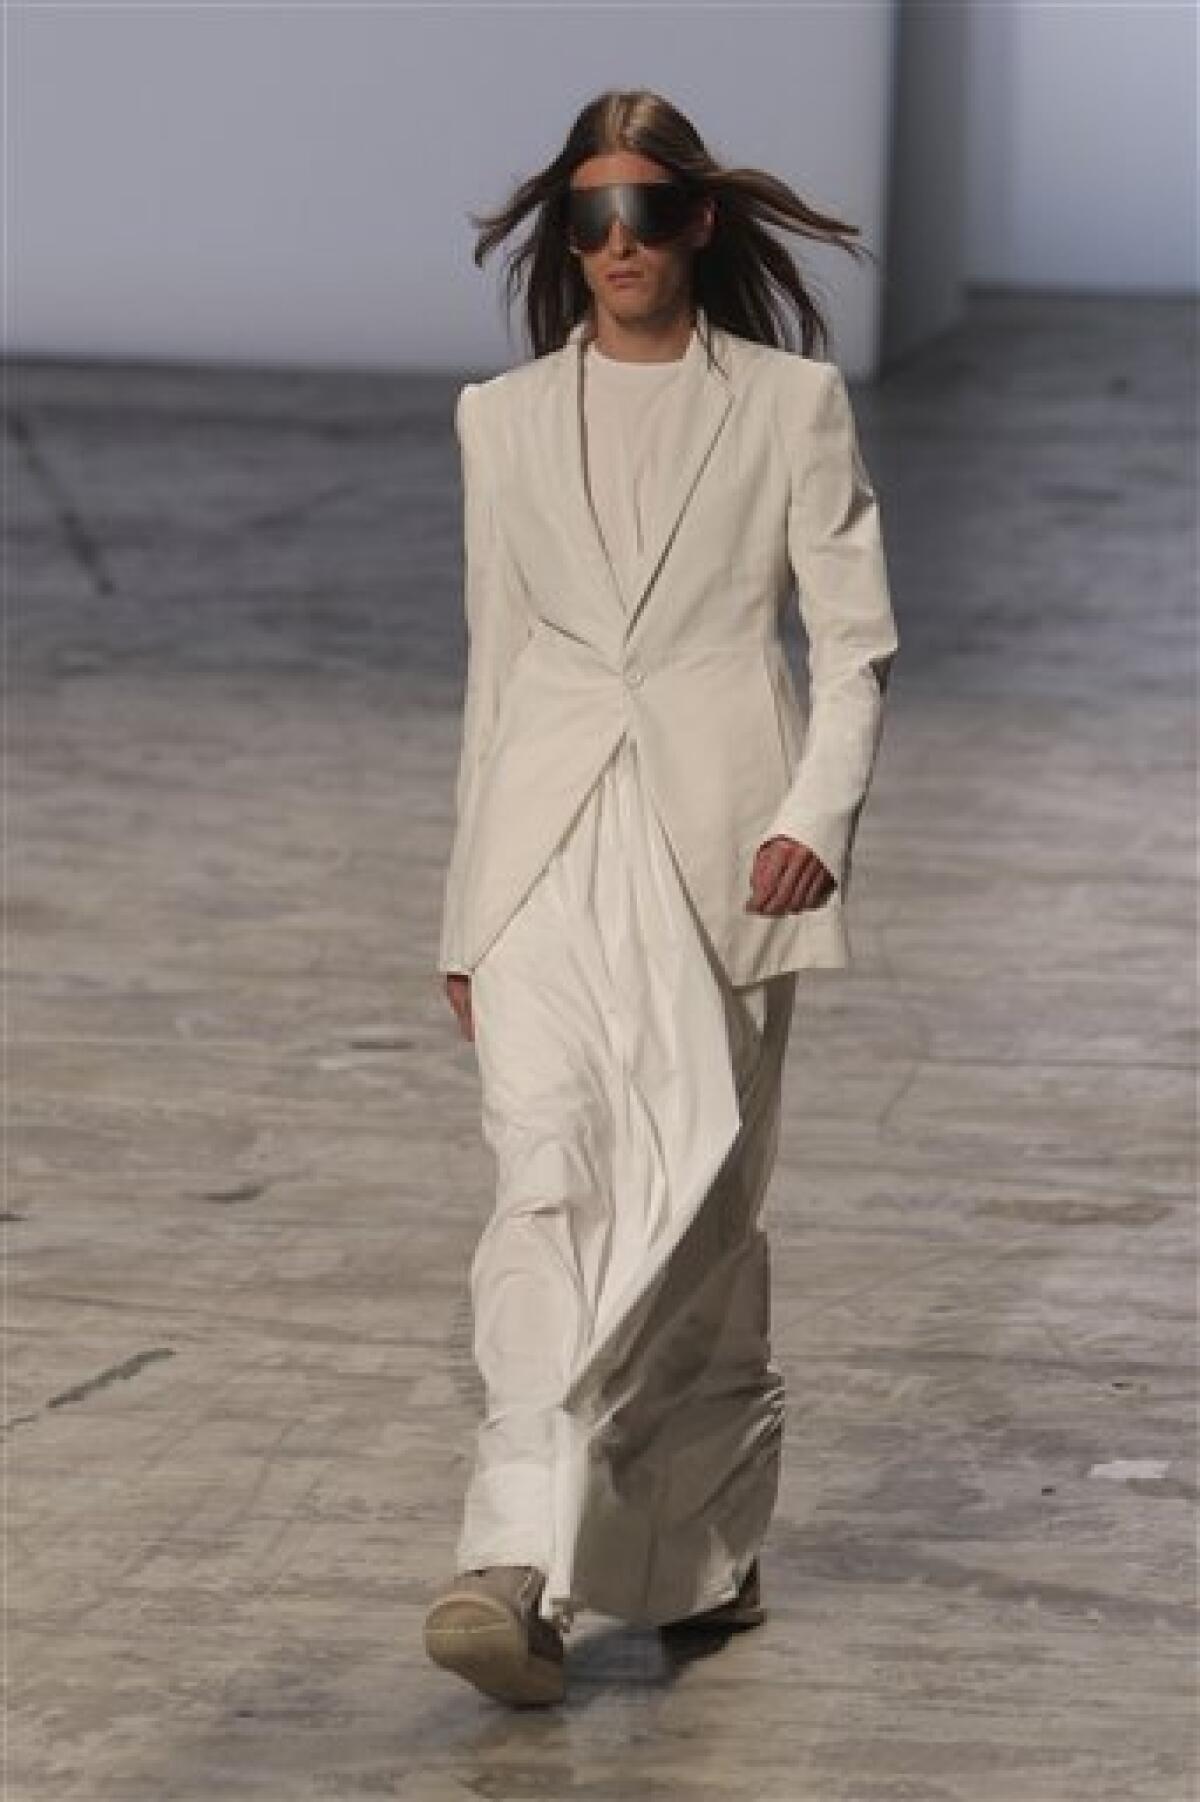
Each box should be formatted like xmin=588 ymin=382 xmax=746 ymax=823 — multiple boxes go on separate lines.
xmin=443 ymin=972 xmax=474 ymax=1041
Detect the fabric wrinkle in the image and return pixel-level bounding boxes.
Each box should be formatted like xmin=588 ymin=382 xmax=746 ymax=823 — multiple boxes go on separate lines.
xmin=452 ymin=335 xmax=800 ymax=1631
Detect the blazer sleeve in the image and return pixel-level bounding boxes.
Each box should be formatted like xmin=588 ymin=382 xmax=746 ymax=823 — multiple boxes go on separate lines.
xmin=757 ymin=360 xmax=899 ymax=898
xmin=437 ymin=382 xmax=532 ymax=976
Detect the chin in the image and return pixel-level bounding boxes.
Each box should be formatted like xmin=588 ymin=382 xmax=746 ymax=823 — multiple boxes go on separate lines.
xmin=609 ymin=288 xmax=657 ymax=314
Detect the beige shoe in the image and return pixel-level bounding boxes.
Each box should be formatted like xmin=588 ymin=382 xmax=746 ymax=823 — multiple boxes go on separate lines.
xmin=423 ymin=1564 xmax=566 ymax=1705
xmin=660 ymin=1557 xmax=766 ymax=1631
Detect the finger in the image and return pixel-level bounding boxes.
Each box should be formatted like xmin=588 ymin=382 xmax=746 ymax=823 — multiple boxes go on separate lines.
xmin=753 ymin=836 xmax=800 ymax=908
xmin=789 ymin=864 xmax=824 ymax=912
xmin=798 ymin=861 xmax=838 ymax=911
xmin=803 ymin=864 xmax=832 ymax=908
xmin=747 ymin=856 xmax=779 ymax=911
xmin=796 ymin=860 xmax=835 ymax=911
xmin=776 ymin=845 xmax=832 ymax=913
xmin=760 ymin=847 xmax=806 ymax=913
xmin=749 ymin=840 xmax=790 ymax=909
xmin=448 ymin=983 xmax=473 ymax=1041
xmin=776 ymin=855 xmax=818 ymax=914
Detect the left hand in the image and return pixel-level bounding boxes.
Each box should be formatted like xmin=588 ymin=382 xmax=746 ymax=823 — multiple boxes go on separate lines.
xmin=744 ymin=835 xmax=836 ymax=914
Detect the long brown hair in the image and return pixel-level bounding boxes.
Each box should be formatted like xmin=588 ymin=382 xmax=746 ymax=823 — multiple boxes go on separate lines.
xmin=466 ymin=88 xmax=872 ymax=363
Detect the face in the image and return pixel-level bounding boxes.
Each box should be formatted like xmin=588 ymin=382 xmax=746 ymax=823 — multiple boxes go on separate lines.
xmin=567 ymin=149 xmax=714 ymax=326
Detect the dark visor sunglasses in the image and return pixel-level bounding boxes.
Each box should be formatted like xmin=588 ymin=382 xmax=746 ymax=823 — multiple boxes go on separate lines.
xmin=566 ymin=181 xmax=699 ymax=254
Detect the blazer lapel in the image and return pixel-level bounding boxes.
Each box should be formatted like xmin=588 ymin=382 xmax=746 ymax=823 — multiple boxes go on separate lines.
xmin=559 ymin=305 xmax=735 ymax=643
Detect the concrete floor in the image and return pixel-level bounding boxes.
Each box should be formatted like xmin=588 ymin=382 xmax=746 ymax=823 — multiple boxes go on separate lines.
xmin=7 ymin=292 xmax=1196 ymax=1801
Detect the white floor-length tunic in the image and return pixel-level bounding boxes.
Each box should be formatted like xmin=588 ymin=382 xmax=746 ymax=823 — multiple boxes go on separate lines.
xmin=455 ymin=336 xmax=799 ymax=1633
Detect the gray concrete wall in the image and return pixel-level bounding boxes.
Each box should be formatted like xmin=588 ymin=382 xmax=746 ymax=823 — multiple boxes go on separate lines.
xmin=881 ymin=0 xmax=970 ymax=368
xmin=965 ymin=0 xmax=1198 ymax=291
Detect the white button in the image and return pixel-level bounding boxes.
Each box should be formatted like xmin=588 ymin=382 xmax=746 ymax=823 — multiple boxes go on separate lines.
xmin=624 ymin=666 xmax=644 ymax=688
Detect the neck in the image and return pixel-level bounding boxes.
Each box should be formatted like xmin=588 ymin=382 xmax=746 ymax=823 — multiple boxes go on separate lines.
xmin=587 ymin=297 xmax=696 ymax=363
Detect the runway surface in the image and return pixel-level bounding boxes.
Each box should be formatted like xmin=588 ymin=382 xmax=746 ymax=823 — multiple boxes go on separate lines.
xmin=7 ymin=293 xmax=1196 ymax=1800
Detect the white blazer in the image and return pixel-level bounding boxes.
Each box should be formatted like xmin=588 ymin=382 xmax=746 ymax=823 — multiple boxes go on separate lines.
xmin=437 ymin=304 xmax=899 ymax=987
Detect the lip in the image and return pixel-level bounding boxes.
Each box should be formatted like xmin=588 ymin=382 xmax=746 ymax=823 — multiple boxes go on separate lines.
xmin=607 ymin=271 xmax=644 ymax=285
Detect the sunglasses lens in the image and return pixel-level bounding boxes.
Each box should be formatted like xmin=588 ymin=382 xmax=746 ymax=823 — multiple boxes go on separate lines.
xmin=568 ymin=182 xmax=695 ymax=252
xmin=567 ymin=189 xmax=614 ymax=254
xmin=636 ymin=184 xmax=695 ymax=243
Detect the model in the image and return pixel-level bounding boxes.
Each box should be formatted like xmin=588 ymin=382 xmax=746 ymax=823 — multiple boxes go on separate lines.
xmin=424 ymin=86 xmax=899 ymax=1706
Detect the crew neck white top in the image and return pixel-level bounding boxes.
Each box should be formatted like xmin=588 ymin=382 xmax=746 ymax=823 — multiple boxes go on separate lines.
xmin=588 ymin=344 xmax=688 ymax=370
xmin=581 ymin=341 xmax=688 ymax=608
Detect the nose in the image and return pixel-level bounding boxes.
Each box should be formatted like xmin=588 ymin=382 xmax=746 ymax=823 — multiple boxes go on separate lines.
xmin=605 ymin=215 xmax=637 ymax=253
